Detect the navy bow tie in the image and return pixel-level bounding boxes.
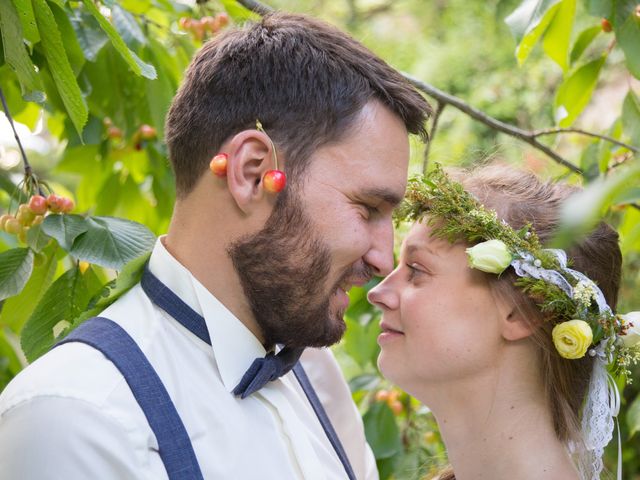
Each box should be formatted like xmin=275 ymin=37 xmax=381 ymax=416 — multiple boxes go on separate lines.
xmin=141 ymin=266 xmax=304 ymax=398
xmin=232 ymin=346 xmax=305 ymax=398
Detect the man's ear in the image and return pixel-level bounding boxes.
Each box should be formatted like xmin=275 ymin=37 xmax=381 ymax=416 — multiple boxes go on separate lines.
xmin=224 ymin=130 xmax=276 ymax=213
xmin=497 ymin=299 xmax=536 ymax=341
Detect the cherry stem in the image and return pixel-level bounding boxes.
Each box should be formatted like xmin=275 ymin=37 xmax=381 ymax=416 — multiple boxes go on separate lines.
xmin=0 ymin=87 xmax=33 ymax=178
xmin=256 ymin=119 xmax=280 ymax=171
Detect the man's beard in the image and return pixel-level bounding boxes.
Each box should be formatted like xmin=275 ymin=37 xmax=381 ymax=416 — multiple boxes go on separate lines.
xmin=228 ymin=189 xmax=365 ymax=349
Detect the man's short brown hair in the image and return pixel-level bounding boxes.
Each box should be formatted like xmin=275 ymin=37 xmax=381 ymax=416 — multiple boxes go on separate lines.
xmin=165 ymin=12 xmax=431 ymax=197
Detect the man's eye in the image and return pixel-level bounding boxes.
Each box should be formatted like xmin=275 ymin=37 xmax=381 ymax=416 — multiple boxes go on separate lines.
xmin=359 ymin=203 xmax=379 ymax=219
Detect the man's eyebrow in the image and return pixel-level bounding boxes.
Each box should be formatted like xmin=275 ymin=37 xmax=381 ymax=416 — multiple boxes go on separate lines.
xmin=360 ymin=187 xmax=404 ymax=207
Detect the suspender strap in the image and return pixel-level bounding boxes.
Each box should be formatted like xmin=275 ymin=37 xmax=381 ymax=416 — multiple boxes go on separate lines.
xmin=56 ymin=317 xmax=204 ymax=480
xmin=293 ymin=363 xmax=357 ymax=480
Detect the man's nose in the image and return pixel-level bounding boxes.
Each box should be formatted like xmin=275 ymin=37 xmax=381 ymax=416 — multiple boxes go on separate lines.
xmin=362 ymin=218 xmax=394 ymax=276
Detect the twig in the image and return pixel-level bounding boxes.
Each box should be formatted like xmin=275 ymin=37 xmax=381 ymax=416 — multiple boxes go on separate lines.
xmin=403 ymin=74 xmax=583 ymax=174
xmin=533 ymin=128 xmax=639 ymax=154
xmin=236 ymin=0 xmax=273 ymax=15
xmin=0 ymin=87 xmax=32 ymax=176
xmin=423 ymin=101 xmax=445 ymax=174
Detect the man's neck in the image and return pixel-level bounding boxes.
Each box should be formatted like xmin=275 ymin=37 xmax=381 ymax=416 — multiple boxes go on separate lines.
xmin=163 ymin=218 xmax=265 ymax=345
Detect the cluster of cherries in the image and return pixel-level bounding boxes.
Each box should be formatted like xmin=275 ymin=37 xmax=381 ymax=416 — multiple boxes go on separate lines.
xmin=179 ymin=13 xmax=230 ymax=41
xmin=374 ymin=389 xmax=404 ymax=415
xmin=105 ymin=118 xmax=157 ymax=151
xmin=1 ymin=194 xmax=73 ymax=242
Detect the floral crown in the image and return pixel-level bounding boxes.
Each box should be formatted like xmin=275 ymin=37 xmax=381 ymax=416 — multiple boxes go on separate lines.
xmin=395 ymin=164 xmax=640 ymax=376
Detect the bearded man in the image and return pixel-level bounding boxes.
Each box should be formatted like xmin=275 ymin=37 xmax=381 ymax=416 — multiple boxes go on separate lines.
xmin=0 ymin=12 xmax=430 ymax=479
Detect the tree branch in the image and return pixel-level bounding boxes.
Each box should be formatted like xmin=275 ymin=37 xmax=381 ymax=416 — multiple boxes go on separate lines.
xmin=0 ymin=87 xmax=32 ymax=177
xmin=423 ymin=101 xmax=445 ymax=174
xmin=236 ymin=0 xmax=274 ymax=15
xmin=533 ymin=127 xmax=639 ymax=154
xmin=403 ymin=74 xmax=582 ymax=174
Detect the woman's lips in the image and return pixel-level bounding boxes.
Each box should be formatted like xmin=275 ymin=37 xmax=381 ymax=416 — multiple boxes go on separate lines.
xmin=378 ymin=321 xmax=404 ymax=345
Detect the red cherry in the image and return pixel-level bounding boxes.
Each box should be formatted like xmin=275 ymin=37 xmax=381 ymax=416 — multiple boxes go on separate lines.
xmin=47 ymin=194 xmax=63 ymax=213
xmin=28 ymin=195 xmax=48 ymax=215
xmin=209 ymin=153 xmax=228 ymax=177
xmin=216 ymin=12 xmax=229 ymax=27
xmin=179 ymin=17 xmax=192 ymax=30
xmin=138 ymin=124 xmax=157 ymax=140
xmin=107 ymin=126 xmax=123 ymax=139
xmin=601 ymin=18 xmax=612 ymax=32
xmin=263 ymin=170 xmax=286 ymax=193
xmin=60 ymin=197 xmax=75 ymax=213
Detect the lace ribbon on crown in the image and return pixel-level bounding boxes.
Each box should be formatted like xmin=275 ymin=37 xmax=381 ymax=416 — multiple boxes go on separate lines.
xmin=511 ymin=249 xmax=621 ymax=480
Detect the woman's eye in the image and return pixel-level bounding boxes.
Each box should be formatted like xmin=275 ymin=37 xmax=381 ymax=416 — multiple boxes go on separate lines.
xmin=406 ymin=263 xmax=423 ymax=281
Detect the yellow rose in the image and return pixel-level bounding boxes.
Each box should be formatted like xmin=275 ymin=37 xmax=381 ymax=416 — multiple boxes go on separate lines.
xmin=466 ymin=239 xmax=512 ymax=274
xmin=552 ymin=320 xmax=593 ymax=359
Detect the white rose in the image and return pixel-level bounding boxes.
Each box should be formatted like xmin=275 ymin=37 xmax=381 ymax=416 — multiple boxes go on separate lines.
xmin=620 ymin=312 xmax=640 ymax=348
xmin=466 ymin=239 xmax=513 ymax=274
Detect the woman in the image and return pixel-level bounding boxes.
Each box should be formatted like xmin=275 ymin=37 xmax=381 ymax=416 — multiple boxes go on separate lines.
xmin=368 ymin=164 xmax=639 ymax=480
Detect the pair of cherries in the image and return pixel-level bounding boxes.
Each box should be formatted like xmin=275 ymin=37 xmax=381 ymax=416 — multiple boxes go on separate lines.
xmin=209 ymin=153 xmax=286 ymax=193
xmin=209 ymin=121 xmax=286 ymax=193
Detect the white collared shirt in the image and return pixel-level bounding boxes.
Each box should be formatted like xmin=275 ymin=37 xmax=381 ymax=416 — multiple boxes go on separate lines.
xmin=0 ymin=239 xmax=378 ymax=479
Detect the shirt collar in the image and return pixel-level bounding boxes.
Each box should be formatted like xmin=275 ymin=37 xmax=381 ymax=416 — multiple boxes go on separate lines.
xmin=148 ymin=237 xmax=266 ymax=393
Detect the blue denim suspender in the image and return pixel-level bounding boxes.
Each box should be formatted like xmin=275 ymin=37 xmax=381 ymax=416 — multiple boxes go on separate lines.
xmin=56 ymin=268 xmax=357 ymax=480
xmin=57 ymin=317 xmax=205 ymax=480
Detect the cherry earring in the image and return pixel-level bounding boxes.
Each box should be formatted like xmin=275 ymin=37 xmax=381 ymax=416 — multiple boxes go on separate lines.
xmin=210 ymin=153 xmax=228 ymax=177
xmin=256 ymin=120 xmax=287 ymax=193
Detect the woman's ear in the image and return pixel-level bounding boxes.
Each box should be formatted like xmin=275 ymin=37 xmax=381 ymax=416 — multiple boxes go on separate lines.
xmin=497 ymin=299 xmax=536 ymax=341
xmin=224 ymin=130 xmax=276 ymax=213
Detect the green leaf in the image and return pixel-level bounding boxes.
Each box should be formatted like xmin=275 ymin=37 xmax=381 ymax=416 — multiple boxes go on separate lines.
xmin=11 ymin=0 xmax=39 ymax=45
xmin=69 ymin=216 xmax=155 ymax=270
xmin=344 ymin=314 xmax=380 ymax=369
xmin=554 ymin=55 xmax=606 ymax=127
xmin=0 ymin=0 xmax=43 ymax=98
xmin=622 ymin=89 xmax=640 ymax=141
xmin=112 ymin=5 xmax=146 ymax=46
xmin=553 ymin=162 xmax=640 ymax=246
xmin=81 ymin=0 xmax=156 ymax=79
xmin=21 ymin=265 xmax=102 ymax=362
xmin=0 ymin=329 xmax=23 ymax=376
xmin=0 ymin=248 xmax=34 ymax=302
xmin=587 ymin=0 xmax=612 ymax=17
xmin=505 ymin=0 xmax=562 ymax=65
xmin=542 ymin=0 xmax=576 ymax=72
xmin=26 ymin=223 xmax=52 ymax=252
xmin=32 ymin=0 xmax=88 ymax=136
xmin=348 ymin=373 xmax=380 ymax=393
xmin=363 ymin=401 xmax=402 ymax=459
xmin=614 ymin=0 xmax=640 ymax=79
xmin=570 ymin=25 xmax=601 ymax=65
xmin=41 ymin=214 xmax=89 ymax=251
xmin=73 ymin=251 xmax=150 ymax=324
xmin=628 ymin=393 xmax=640 ymax=438
xmin=50 ymin=2 xmax=85 ymax=76
xmin=68 ymin=8 xmax=108 ymax=62
xmin=0 ymin=243 xmax=58 ymax=331
xmin=219 ymin=0 xmax=261 ymax=21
